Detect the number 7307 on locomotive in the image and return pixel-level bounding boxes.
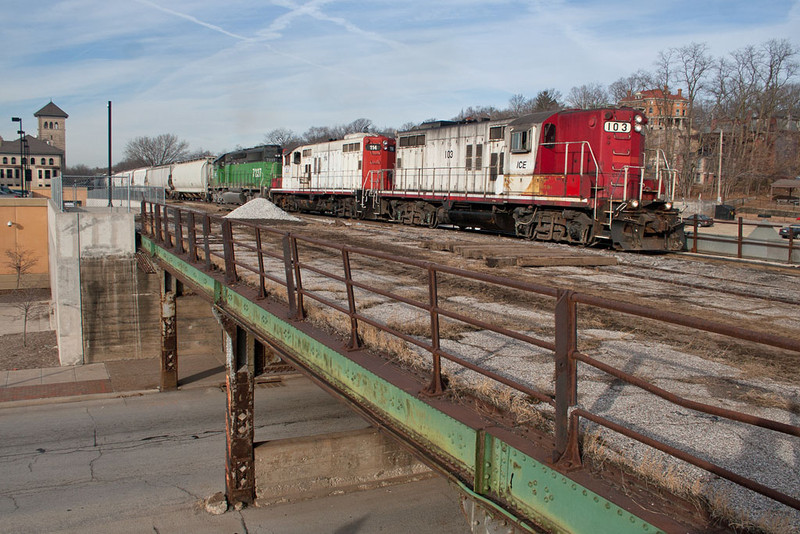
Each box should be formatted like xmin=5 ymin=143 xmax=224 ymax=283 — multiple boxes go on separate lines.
xmin=271 ymin=107 xmax=686 ymax=252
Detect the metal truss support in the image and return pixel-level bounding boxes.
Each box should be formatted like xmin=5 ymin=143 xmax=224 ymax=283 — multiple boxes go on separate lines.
xmin=160 ymin=270 xmax=182 ymax=390
xmin=218 ymin=309 xmax=256 ymax=506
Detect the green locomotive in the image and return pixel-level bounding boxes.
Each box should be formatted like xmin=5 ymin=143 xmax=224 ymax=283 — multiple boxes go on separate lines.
xmin=211 ymin=144 xmax=282 ymax=203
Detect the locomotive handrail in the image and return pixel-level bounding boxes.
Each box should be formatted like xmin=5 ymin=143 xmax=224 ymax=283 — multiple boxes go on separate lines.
xmin=139 ymin=200 xmax=800 ymax=520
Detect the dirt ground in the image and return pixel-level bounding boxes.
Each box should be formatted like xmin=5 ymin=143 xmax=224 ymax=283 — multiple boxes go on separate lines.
xmin=0 ymin=331 xmax=59 ymax=370
xmin=0 ymin=289 xmax=59 ymax=370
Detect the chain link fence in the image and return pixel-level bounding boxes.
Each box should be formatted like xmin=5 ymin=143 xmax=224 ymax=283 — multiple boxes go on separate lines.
xmin=53 ymin=175 xmax=165 ymax=212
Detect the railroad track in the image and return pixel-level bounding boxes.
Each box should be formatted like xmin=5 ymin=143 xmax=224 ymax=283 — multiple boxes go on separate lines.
xmin=163 ymin=201 xmax=800 ymax=529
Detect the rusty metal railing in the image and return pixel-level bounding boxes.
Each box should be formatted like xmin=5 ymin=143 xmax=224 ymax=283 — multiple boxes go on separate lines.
xmin=139 ymin=201 xmax=800 ymax=514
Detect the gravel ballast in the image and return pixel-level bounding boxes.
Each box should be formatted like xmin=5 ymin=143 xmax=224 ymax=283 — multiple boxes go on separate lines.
xmin=225 ymin=198 xmax=301 ymax=222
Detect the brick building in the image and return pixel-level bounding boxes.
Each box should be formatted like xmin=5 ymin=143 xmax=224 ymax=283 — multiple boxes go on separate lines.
xmin=0 ymin=102 xmax=67 ymax=190
xmin=619 ymin=87 xmax=688 ymax=129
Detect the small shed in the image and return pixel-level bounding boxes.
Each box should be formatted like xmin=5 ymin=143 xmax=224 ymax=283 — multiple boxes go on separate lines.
xmin=770 ymin=178 xmax=800 ymax=204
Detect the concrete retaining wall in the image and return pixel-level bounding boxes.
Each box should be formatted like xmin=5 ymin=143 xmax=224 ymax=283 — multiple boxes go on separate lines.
xmin=48 ymin=201 xmax=224 ymax=366
xmin=48 ymin=204 xmax=137 ymax=365
xmin=254 ymin=427 xmax=434 ymax=505
xmin=80 ymin=257 xmax=161 ymax=363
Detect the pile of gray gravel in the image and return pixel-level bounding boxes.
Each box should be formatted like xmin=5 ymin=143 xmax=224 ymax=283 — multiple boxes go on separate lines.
xmin=224 ymin=198 xmax=301 ymax=222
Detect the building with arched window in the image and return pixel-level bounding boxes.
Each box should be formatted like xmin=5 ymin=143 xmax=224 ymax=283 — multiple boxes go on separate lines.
xmin=35 ymin=101 xmax=68 ymax=155
xmin=0 ymin=102 xmax=66 ymax=189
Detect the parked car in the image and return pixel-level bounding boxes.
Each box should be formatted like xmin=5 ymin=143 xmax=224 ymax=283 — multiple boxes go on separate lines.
xmin=682 ymin=214 xmax=714 ymax=227
xmin=779 ymin=223 xmax=800 ymax=239
xmin=0 ymin=186 xmax=22 ymax=197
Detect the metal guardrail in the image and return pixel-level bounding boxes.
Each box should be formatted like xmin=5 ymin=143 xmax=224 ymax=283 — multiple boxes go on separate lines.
xmin=140 ymin=201 xmax=800 ymax=518
xmin=686 ymin=216 xmax=798 ymax=264
xmin=53 ymin=175 xmax=165 ymax=212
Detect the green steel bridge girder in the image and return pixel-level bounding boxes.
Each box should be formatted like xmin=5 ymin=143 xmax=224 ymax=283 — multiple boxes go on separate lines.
xmin=140 ymin=235 xmax=665 ymax=534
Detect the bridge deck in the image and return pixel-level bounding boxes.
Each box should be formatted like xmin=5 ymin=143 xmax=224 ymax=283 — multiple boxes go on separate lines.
xmin=138 ymin=202 xmax=800 ymax=533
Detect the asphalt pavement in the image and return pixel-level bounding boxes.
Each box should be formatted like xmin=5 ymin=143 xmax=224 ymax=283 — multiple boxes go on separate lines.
xmin=0 ymin=350 xmax=227 ymax=404
xmin=0 ymin=369 xmax=470 ymax=533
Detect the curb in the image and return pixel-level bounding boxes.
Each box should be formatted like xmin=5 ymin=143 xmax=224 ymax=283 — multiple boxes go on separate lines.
xmin=0 ymin=388 xmax=161 ymax=409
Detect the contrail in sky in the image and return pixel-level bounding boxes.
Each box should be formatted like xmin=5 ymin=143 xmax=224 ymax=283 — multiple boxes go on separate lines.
xmin=134 ymin=0 xmax=395 ymax=73
xmin=135 ymin=0 xmax=253 ymax=41
xmin=267 ymin=0 xmax=403 ymax=49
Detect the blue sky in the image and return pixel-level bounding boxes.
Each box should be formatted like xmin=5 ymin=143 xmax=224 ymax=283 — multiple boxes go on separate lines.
xmin=2 ymin=0 xmax=799 ymax=167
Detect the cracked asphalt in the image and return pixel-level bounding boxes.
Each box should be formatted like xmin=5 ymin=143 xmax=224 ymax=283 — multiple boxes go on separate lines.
xmin=0 ymin=377 xmax=468 ymax=533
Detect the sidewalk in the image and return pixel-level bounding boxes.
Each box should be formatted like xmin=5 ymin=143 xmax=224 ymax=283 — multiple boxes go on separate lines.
xmin=0 ymin=352 xmax=227 ymax=404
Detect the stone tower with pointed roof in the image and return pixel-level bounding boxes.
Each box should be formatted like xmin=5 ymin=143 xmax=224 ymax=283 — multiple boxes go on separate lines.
xmin=34 ymin=101 xmax=68 ymax=155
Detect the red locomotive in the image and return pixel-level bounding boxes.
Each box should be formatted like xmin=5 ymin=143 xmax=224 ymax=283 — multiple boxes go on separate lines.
xmin=271 ymin=108 xmax=685 ymax=251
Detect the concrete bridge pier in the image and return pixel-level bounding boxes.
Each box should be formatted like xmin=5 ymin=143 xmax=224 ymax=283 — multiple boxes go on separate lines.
xmin=216 ymin=308 xmax=256 ymax=506
xmin=159 ymin=270 xmax=182 ymax=390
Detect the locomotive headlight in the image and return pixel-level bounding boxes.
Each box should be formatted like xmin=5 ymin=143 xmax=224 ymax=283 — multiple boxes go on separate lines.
xmin=664 ymin=202 xmax=672 ymax=210
xmin=630 ymin=199 xmax=640 ymax=208
xmin=634 ymin=124 xmax=643 ymax=133
xmin=634 ymin=114 xmax=643 ymax=123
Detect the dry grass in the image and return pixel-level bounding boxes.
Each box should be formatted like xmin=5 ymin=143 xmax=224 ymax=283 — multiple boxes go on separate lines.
xmin=580 ymin=431 xmax=798 ymax=534
xmin=461 ymin=379 xmax=550 ymax=429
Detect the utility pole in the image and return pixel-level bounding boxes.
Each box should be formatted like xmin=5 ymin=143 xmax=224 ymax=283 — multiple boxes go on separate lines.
xmin=717 ymin=129 xmax=723 ymax=203
xmin=108 ymin=101 xmax=112 ymax=207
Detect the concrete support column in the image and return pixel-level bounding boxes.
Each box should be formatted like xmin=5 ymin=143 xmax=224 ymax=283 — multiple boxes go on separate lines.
xmin=160 ymin=270 xmax=181 ymax=390
xmin=218 ymin=310 xmax=256 ymax=506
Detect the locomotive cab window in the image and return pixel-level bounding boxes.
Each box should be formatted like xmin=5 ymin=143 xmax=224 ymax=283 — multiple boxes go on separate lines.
xmin=293 ymin=152 xmax=301 ymax=165
xmin=489 ymin=126 xmax=504 ymax=140
xmin=542 ymin=123 xmax=556 ymax=147
xmin=510 ymin=130 xmax=531 ymax=153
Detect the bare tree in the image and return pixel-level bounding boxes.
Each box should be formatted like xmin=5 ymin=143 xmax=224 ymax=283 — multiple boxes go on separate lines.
xmin=452 ymin=105 xmax=505 ymax=121
xmin=264 ymin=127 xmax=299 ymax=146
xmin=5 ymin=246 xmax=38 ymax=289
xmin=186 ymin=148 xmax=215 ymax=160
xmin=566 ymin=83 xmax=609 ymax=109
xmin=653 ymin=49 xmax=677 ymax=90
xmin=676 ymin=42 xmax=713 ymax=119
xmin=508 ymin=93 xmax=533 ymax=115
xmin=667 ymin=43 xmax=713 ymax=196
xmin=345 ymin=118 xmax=374 ymax=133
xmin=303 ymin=124 xmax=346 ymax=143
xmin=123 ymin=134 xmax=190 ymax=166
xmin=609 ymin=70 xmax=654 ymax=102
xmin=705 ymin=39 xmax=800 ymax=196
xmin=64 ymin=163 xmax=101 ymax=176
xmin=10 ymin=287 xmax=43 ymax=347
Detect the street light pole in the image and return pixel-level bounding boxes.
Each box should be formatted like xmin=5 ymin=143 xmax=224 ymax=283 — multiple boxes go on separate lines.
xmin=11 ymin=117 xmax=24 ymax=195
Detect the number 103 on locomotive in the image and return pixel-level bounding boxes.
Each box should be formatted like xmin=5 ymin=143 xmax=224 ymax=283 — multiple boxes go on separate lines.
xmin=603 ymin=121 xmax=631 ymax=133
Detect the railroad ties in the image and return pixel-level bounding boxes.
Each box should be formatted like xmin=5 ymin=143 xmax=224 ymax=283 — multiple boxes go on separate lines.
xmin=420 ymin=240 xmax=618 ymax=267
